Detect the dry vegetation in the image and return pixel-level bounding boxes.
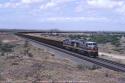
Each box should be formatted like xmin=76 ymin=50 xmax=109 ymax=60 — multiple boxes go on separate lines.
xmin=0 ymin=33 xmax=124 ymax=83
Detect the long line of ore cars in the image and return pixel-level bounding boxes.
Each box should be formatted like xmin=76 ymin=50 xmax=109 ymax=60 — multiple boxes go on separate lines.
xmin=17 ymin=33 xmax=98 ymax=57
xmin=63 ymin=39 xmax=98 ymax=57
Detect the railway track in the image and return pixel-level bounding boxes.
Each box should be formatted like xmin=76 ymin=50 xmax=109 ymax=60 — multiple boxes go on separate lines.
xmin=16 ymin=33 xmax=125 ymax=72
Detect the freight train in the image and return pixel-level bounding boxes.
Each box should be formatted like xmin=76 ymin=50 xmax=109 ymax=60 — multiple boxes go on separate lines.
xmin=15 ymin=33 xmax=98 ymax=57
xmin=63 ymin=39 xmax=98 ymax=57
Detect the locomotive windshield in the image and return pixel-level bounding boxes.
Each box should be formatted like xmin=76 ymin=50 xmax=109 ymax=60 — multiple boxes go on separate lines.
xmin=87 ymin=43 xmax=97 ymax=45
xmin=86 ymin=42 xmax=97 ymax=47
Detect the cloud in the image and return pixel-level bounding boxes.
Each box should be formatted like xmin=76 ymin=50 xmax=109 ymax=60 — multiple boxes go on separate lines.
xmin=87 ymin=0 xmax=124 ymax=8
xmin=116 ymin=2 xmax=125 ymax=15
xmin=0 ymin=0 xmax=75 ymax=10
xmin=75 ymin=0 xmax=125 ymax=16
xmin=0 ymin=2 xmax=18 ymax=8
xmin=1 ymin=0 xmax=125 ymax=17
xmin=0 ymin=3 xmax=2 ymax=6
xmin=40 ymin=16 xmax=108 ymax=22
xmin=40 ymin=1 xmax=56 ymax=9
xmin=21 ymin=0 xmax=42 ymax=4
xmin=40 ymin=0 xmax=75 ymax=10
xmin=0 ymin=0 xmax=45 ymax=8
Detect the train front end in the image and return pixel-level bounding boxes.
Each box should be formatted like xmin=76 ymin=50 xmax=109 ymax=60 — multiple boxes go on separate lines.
xmin=85 ymin=42 xmax=98 ymax=57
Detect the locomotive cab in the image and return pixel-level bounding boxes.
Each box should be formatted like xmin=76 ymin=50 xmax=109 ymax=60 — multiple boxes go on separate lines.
xmin=85 ymin=42 xmax=98 ymax=57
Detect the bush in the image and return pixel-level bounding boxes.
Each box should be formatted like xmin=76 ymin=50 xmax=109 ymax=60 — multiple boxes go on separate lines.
xmin=28 ymin=53 xmax=33 ymax=57
xmin=0 ymin=43 xmax=15 ymax=56
xmin=77 ymin=64 xmax=86 ymax=70
xmin=112 ymin=48 xmax=122 ymax=52
xmin=77 ymin=64 xmax=101 ymax=70
xmin=24 ymin=40 xmax=29 ymax=48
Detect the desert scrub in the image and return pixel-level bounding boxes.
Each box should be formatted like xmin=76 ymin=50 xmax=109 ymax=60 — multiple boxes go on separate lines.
xmin=27 ymin=53 xmax=33 ymax=57
xmin=0 ymin=42 xmax=15 ymax=56
xmin=23 ymin=40 xmax=30 ymax=56
xmin=112 ymin=48 xmax=123 ymax=53
xmin=77 ymin=64 xmax=101 ymax=71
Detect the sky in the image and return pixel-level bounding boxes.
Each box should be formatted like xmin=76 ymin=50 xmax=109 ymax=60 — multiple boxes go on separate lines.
xmin=0 ymin=0 xmax=125 ymax=31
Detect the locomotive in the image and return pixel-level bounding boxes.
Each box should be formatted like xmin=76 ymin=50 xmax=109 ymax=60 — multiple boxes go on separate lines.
xmin=63 ymin=39 xmax=98 ymax=57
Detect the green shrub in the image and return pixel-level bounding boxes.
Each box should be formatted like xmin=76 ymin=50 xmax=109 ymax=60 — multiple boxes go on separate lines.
xmin=0 ymin=43 xmax=15 ymax=56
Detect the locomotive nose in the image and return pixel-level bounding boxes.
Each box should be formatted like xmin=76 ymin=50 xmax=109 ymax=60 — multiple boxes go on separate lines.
xmin=87 ymin=44 xmax=98 ymax=52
